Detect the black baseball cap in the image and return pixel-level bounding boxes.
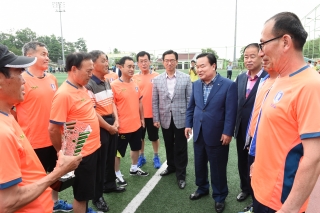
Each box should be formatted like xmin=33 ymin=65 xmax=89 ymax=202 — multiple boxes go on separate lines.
xmin=0 ymin=44 xmax=36 ymax=68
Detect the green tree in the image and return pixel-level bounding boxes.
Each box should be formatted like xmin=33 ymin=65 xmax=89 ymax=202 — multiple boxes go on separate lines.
xmin=113 ymin=48 xmax=120 ymax=54
xmin=38 ymin=35 xmax=62 ymax=63
xmin=303 ymin=37 xmax=320 ymax=59
xmin=201 ymin=48 xmax=219 ymax=59
xmin=74 ymin=38 xmax=87 ymax=52
xmin=0 ymin=32 xmax=21 ymax=55
xmin=238 ymin=46 xmax=245 ymax=63
xmin=0 ymin=28 xmax=88 ymax=63
xmin=130 ymin=52 xmax=137 ymax=62
xmin=14 ymin=28 xmax=37 ymax=50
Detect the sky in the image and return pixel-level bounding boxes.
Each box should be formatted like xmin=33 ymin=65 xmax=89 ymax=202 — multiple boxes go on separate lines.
xmin=0 ymin=0 xmax=319 ymax=60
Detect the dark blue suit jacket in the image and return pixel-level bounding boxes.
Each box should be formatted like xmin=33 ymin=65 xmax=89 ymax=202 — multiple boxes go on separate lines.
xmin=186 ymin=74 xmax=238 ymax=146
xmin=234 ymin=70 xmax=267 ymax=138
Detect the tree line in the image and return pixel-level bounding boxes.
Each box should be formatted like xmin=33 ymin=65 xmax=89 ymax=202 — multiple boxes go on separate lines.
xmin=0 ymin=28 xmax=88 ymax=64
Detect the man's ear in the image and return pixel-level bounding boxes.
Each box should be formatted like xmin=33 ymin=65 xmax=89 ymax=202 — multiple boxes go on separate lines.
xmin=283 ymin=35 xmax=292 ymax=52
xmin=70 ymin=65 xmax=77 ymax=73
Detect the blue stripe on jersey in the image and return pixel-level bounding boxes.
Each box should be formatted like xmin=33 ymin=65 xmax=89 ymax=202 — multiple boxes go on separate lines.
xmin=281 ymin=143 xmax=303 ymax=203
xmin=49 ymin=120 xmax=64 ymax=126
xmin=0 ymin=177 xmax=22 ymax=189
xmin=289 ymin=65 xmax=309 ymax=77
xmin=301 ymin=132 xmax=320 ymax=139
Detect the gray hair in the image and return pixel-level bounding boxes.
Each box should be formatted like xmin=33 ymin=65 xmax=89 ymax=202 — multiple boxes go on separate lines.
xmin=89 ymin=50 xmax=107 ymax=62
xmin=22 ymin=41 xmax=46 ymax=56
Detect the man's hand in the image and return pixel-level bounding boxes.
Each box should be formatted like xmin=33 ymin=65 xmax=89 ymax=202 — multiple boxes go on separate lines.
xmin=113 ymin=120 xmax=119 ymax=129
xmin=250 ymin=162 xmax=254 ymax=177
xmin=55 ymin=150 xmax=82 ymax=175
xmin=107 ymin=125 xmax=118 ymax=135
xmin=141 ymin=119 xmax=145 ymax=128
xmin=185 ymin=128 xmax=192 ymax=139
xmin=154 ymin=122 xmax=160 ymax=128
xmin=220 ymin=134 xmax=232 ymax=145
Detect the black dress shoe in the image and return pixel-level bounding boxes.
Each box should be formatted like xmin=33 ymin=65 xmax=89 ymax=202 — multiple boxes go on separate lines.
xmin=177 ymin=180 xmax=186 ymax=189
xmin=189 ymin=191 xmax=209 ymax=200
xmin=160 ymin=169 xmax=175 ymax=176
xmin=215 ymin=202 xmax=225 ymax=213
xmin=236 ymin=191 xmax=249 ymax=202
xmin=103 ymin=186 xmax=126 ymax=193
xmin=92 ymin=197 xmax=109 ymax=212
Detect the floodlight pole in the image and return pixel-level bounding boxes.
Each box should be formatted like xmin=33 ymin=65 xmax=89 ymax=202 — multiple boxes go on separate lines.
xmin=233 ymin=0 xmax=237 ymax=66
xmin=53 ymin=2 xmax=65 ymax=67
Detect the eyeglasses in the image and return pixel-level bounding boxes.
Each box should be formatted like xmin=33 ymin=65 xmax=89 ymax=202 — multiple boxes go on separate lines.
xmin=163 ymin=59 xmax=176 ymax=64
xmin=258 ymin=35 xmax=283 ymax=51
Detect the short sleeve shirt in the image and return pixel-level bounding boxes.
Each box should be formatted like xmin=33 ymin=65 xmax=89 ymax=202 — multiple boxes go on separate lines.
xmin=0 ymin=112 xmax=52 ymax=213
xmin=86 ymin=75 xmax=113 ymax=116
xmin=252 ymin=66 xmax=320 ymax=212
xmin=16 ymin=71 xmax=58 ymax=149
xmin=49 ymin=81 xmax=101 ymax=157
xmin=132 ymin=71 xmax=159 ymax=118
xmin=111 ymin=79 xmax=142 ymax=133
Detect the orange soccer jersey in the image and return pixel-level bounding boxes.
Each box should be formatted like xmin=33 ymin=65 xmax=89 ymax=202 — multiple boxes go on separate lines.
xmin=111 ymin=79 xmax=142 ymax=134
xmin=16 ymin=71 xmax=58 ymax=149
xmin=248 ymin=77 xmax=276 ymax=137
xmin=132 ymin=71 xmax=159 ymax=118
xmin=105 ymin=71 xmax=118 ymax=83
xmin=252 ymin=67 xmax=320 ymax=212
xmin=49 ymin=80 xmax=100 ymax=157
xmin=0 ymin=112 xmax=52 ymax=213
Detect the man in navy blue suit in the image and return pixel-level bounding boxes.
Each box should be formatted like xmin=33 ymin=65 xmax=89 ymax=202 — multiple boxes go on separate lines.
xmin=185 ymin=53 xmax=237 ymax=213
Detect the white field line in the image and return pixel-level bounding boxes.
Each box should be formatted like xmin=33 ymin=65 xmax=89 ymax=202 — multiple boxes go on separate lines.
xmin=122 ymin=135 xmax=193 ymax=213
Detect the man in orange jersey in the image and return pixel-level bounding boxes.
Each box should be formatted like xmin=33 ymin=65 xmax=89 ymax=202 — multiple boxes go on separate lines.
xmin=238 ymin=57 xmax=278 ymax=213
xmin=251 ymin=12 xmax=320 ymax=213
xmin=0 ymin=44 xmax=81 ymax=213
xmin=15 ymin=41 xmax=73 ymax=212
xmin=105 ymin=68 xmax=118 ymax=83
xmin=112 ymin=56 xmax=149 ymax=186
xmin=86 ymin=50 xmax=125 ymax=211
xmin=132 ymin=51 xmax=161 ymax=169
xmin=49 ymin=52 xmax=101 ymax=213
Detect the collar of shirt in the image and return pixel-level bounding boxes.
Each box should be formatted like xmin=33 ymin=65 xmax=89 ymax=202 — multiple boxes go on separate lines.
xmin=201 ymin=73 xmax=219 ymax=86
xmin=138 ymin=70 xmax=152 ymax=75
xmin=246 ymin=69 xmax=263 ymax=80
xmin=91 ymin=74 xmax=105 ymax=84
xmin=165 ymin=71 xmax=176 ymax=79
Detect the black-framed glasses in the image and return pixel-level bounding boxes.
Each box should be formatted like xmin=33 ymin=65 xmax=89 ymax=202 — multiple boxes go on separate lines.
xmin=258 ymin=35 xmax=283 ymax=51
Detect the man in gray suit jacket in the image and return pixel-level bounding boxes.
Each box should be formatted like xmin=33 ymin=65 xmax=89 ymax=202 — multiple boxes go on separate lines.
xmin=152 ymin=50 xmax=192 ymax=189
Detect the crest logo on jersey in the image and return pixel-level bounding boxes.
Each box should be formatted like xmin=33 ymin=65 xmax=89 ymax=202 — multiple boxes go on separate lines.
xmin=135 ymin=87 xmax=138 ymax=92
xmin=271 ymin=91 xmax=283 ymax=108
xmin=50 ymin=84 xmax=56 ymax=91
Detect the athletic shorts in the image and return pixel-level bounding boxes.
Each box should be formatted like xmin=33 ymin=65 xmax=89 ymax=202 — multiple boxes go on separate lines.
xmin=73 ymin=148 xmax=101 ymax=201
xmin=141 ymin=118 xmax=159 ymax=141
xmin=117 ymin=127 xmax=142 ymax=157
xmin=34 ymin=146 xmax=57 ymax=173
